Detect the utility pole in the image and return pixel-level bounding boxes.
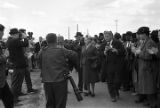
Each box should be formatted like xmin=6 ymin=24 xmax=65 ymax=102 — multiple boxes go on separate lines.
xmin=115 ymin=19 xmax=118 ymax=33
xmin=87 ymin=29 xmax=89 ymax=35
xmin=68 ymin=27 xmax=70 ymax=39
xmin=77 ymin=24 xmax=79 ymax=32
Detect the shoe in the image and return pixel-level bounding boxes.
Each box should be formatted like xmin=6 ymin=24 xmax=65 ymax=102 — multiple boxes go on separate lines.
xmin=135 ymin=98 xmax=145 ymax=103
xmin=79 ymin=90 xmax=83 ymax=94
xmin=143 ymin=101 xmax=150 ymax=106
xmin=14 ymin=98 xmax=21 ymax=106
xmin=111 ymin=98 xmax=117 ymax=102
xmin=18 ymin=92 xmax=27 ymax=96
xmin=28 ymin=88 xmax=38 ymax=94
xmin=84 ymin=92 xmax=91 ymax=96
xmin=91 ymin=93 xmax=95 ymax=97
xmin=14 ymin=103 xmax=23 ymax=107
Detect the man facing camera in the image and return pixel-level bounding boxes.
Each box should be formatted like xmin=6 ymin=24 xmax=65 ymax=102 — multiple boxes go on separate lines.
xmin=102 ymin=31 xmax=125 ymax=102
xmin=39 ymin=33 xmax=78 ymax=108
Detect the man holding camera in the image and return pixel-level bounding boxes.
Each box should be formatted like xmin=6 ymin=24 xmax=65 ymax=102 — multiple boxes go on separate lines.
xmin=39 ymin=33 xmax=78 ymax=108
xmin=102 ymin=31 xmax=125 ymax=102
xmin=6 ymin=28 xmax=29 ymax=104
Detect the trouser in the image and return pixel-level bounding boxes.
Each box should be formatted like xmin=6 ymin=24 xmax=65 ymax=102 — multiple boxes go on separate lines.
xmin=24 ymin=68 xmax=32 ymax=91
xmin=0 ymin=82 xmax=14 ymax=108
xmin=31 ymin=54 xmax=35 ymax=69
xmin=106 ymin=69 xmax=120 ymax=99
xmin=44 ymin=81 xmax=67 ymax=108
xmin=107 ymin=82 xmax=120 ymax=98
xmin=11 ymin=68 xmax=25 ymax=100
xmin=78 ymin=67 xmax=83 ymax=91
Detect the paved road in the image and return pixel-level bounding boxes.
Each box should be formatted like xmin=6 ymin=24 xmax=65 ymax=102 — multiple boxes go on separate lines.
xmin=0 ymin=70 xmax=146 ymax=108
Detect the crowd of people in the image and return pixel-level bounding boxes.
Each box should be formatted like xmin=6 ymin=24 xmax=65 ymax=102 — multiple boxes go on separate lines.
xmin=0 ymin=23 xmax=160 ymax=108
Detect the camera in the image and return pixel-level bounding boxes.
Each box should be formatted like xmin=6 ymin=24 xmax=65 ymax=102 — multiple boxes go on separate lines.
xmin=64 ymin=72 xmax=83 ymax=102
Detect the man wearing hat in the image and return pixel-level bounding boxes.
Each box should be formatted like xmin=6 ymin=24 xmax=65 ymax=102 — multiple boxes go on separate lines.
xmin=6 ymin=28 xmax=29 ymax=104
xmin=132 ymin=27 xmax=158 ymax=107
xmin=74 ymin=32 xmax=84 ymax=92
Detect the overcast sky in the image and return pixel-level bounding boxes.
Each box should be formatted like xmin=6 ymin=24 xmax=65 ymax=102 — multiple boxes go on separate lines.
xmin=0 ymin=0 xmax=160 ymax=40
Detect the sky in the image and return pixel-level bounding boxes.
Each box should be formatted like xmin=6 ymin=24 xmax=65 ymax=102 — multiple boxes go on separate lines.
xmin=0 ymin=0 xmax=160 ymax=40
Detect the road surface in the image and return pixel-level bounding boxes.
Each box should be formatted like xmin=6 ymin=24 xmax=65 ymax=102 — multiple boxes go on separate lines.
xmin=0 ymin=70 xmax=146 ymax=108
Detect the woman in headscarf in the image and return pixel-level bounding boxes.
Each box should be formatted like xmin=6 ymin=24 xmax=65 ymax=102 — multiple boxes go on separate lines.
xmin=81 ymin=36 xmax=99 ymax=97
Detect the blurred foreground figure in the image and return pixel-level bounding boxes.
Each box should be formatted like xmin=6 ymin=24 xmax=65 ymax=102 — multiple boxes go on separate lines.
xmin=7 ymin=28 xmax=29 ymax=104
xmin=39 ymin=33 xmax=78 ymax=108
xmin=0 ymin=24 xmax=14 ymax=108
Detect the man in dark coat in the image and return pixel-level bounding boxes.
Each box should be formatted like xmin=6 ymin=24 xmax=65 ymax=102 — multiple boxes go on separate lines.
xmin=102 ymin=31 xmax=125 ymax=102
xmin=0 ymin=24 xmax=14 ymax=108
xmin=73 ymin=32 xmax=84 ymax=92
xmin=6 ymin=28 xmax=29 ymax=104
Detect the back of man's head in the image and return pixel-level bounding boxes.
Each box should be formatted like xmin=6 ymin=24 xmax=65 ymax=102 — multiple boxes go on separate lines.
xmin=46 ymin=33 xmax=57 ymax=44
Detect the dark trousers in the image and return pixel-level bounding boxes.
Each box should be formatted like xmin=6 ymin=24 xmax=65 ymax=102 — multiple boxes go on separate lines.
xmin=31 ymin=55 xmax=35 ymax=69
xmin=0 ymin=82 xmax=14 ymax=108
xmin=11 ymin=68 xmax=25 ymax=100
xmin=106 ymin=68 xmax=120 ymax=99
xmin=78 ymin=67 xmax=83 ymax=91
xmin=107 ymin=82 xmax=120 ymax=98
xmin=44 ymin=81 xmax=67 ymax=108
xmin=24 ymin=68 xmax=32 ymax=91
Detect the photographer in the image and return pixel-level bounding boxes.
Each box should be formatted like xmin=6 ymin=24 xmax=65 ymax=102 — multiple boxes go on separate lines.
xmin=39 ymin=33 xmax=78 ymax=108
xmin=0 ymin=24 xmax=14 ymax=108
xmin=6 ymin=28 xmax=29 ymax=104
xmin=19 ymin=29 xmax=37 ymax=94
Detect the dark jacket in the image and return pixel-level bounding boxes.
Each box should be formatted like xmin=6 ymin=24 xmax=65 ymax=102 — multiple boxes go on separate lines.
xmin=34 ymin=41 xmax=47 ymax=53
xmin=39 ymin=46 xmax=78 ymax=83
xmin=6 ymin=37 xmax=29 ymax=68
xmin=102 ymin=39 xmax=125 ymax=82
xmin=0 ymin=41 xmax=7 ymax=88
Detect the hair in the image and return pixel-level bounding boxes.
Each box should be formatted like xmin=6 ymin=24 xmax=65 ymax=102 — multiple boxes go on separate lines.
xmin=99 ymin=33 xmax=104 ymax=37
xmin=46 ymin=33 xmax=57 ymax=44
xmin=57 ymin=36 xmax=64 ymax=45
xmin=104 ymin=31 xmax=113 ymax=37
xmin=0 ymin=24 xmax=5 ymax=32
xmin=114 ymin=32 xmax=121 ymax=40
xmin=122 ymin=33 xmax=127 ymax=42
xmin=150 ymin=30 xmax=159 ymax=43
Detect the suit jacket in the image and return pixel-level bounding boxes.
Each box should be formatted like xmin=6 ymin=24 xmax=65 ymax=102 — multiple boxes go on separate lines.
xmin=101 ymin=39 xmax=125 ymax=82
xmin=6 ymin=37 xmax=29 ymax=68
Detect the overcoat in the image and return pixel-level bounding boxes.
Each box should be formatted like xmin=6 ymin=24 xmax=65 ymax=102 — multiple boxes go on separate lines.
xmin=137 ymin=38 xmax=157 ymax=94
xmin=81 ymin=44 xmax=99 ymax=84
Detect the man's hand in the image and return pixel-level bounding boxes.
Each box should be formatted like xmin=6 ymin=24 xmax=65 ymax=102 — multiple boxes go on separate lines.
xmin=147 ymin=47 xmax=158 ymax=54
xmin=111 ymin=48 xmax=118 ymax=53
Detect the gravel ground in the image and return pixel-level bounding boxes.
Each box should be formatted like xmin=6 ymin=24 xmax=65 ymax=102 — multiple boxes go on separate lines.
xmin=0 ymin=69 xmax=146 ymax=108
